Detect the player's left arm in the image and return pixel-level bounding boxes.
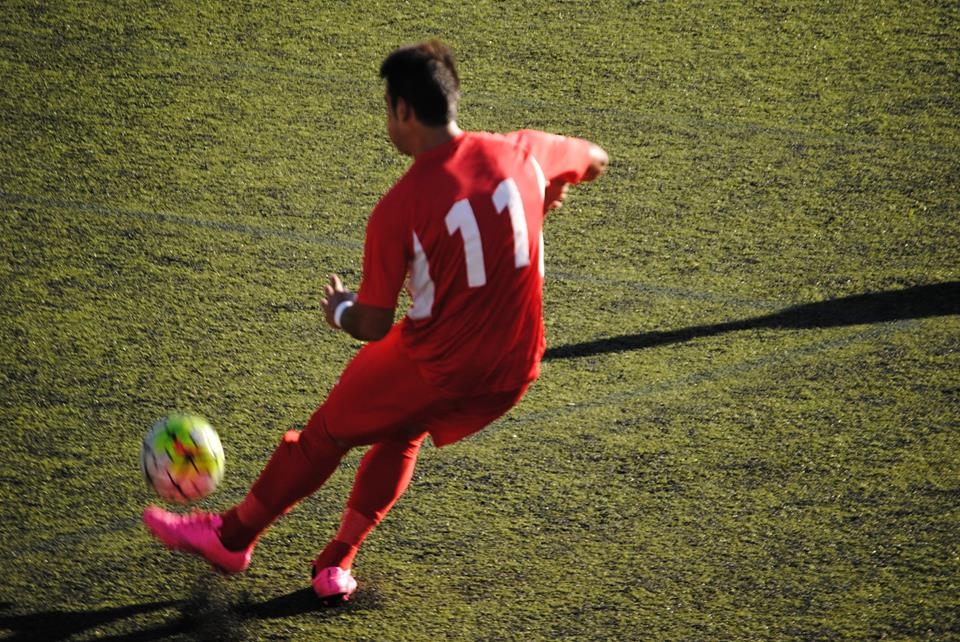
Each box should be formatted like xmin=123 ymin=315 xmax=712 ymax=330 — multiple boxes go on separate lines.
xmin=507 ymin=130 xmax=608 ymax=212
xmin=321 ymin=274 xmax=394 ymax=341
xmin=583 ymin=142 xmax=609 ymax=181
xmin=544 ymin=141 xmax=608 ymax=211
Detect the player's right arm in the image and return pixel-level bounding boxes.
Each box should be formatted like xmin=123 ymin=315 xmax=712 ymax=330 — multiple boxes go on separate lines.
xmin=326 ymin=186 xmax=411 ymax=342
xmin=320 ymin=274 xmax=394 ymax=341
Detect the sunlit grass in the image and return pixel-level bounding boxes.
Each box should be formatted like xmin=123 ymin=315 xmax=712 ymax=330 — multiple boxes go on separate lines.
xmin=1 ymin=1 xmax=958 ymax=639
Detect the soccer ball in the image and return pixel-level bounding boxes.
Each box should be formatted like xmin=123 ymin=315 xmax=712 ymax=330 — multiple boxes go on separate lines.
xmin=140 ymin=413 xmax=225 ymax=504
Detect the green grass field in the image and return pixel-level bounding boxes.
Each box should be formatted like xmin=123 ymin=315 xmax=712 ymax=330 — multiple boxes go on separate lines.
xmin=1 ymin=1 xmax=958 ymax=640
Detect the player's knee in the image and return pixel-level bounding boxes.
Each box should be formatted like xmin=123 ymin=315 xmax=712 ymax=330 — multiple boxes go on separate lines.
xmin=297 ymin=414 xmax=351 ymax=464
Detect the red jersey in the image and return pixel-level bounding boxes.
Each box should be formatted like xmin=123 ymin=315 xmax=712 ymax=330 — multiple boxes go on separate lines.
xmin=356 ymin=130 xmax=596 ymax=395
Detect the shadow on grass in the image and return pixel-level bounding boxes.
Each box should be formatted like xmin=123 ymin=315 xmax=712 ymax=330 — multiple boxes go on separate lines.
xmin=0 ymin=583 xmax=375 ymax=641
xmin=543 ymin=281 xmax=960 ymax=360
xmin=0 ymin=600 xmax=184 ymax=641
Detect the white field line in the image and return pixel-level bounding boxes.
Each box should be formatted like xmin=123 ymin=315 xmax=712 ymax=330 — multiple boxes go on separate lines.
xmin=0 ymin=189 xmax=782 ymax=311
xmin=503 ymin=319 xmax=916 ymax=427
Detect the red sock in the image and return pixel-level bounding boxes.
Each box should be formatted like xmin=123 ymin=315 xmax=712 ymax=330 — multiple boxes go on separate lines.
xmin=220 ymin=425 xmax=347 ymax=551
xmin=314 ymin=432 xmax=426 ymax=570
xmin=220 ymin=504 xmax=261 ymax=552
xmin=314 ymin=537 xmax=360 ymax=571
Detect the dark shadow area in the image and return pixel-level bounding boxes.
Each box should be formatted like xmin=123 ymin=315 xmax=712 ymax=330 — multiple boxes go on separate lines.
xmin=244 ymin=585 xmax=375 ymax=618
xmin=245 ymin=587 xmax=335 ymax=618
xmin=543 ymin=282 xmax=960 ymax=361
xmin=0 ymin=584 xmax=370 ymax=641
xmin=0 ymin=600 xmax=184 ymax=641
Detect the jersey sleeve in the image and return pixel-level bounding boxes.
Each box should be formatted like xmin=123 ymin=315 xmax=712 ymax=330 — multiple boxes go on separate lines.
xmin=356 ymin=189 xmax=410 ymax=311
xmin=504 ymin=129 xmax=596 ymax=185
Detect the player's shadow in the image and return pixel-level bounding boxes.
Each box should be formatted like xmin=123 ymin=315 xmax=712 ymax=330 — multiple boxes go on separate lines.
xmin=244 ymin=585 xmax=380 ymax=617
xmin=0 ymin=586 xmax=371 ymax=641
xmin=0 ymin=600 xmax=185 ymax=641
xmin=543 ymin=281 xmax=960 ymax=360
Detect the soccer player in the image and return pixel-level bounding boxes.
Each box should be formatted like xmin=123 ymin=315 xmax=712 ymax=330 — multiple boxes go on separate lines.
xmin=143 ymin=39 xmax=608 ymax=602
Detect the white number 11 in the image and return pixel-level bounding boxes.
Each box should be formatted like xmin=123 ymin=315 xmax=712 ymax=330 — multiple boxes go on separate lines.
xmin=445 ymin=178 xmax=531 ymax=288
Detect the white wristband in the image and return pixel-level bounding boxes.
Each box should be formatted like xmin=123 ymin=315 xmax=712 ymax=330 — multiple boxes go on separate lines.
xmin=333 ymin=300 xmax=354 ymax=328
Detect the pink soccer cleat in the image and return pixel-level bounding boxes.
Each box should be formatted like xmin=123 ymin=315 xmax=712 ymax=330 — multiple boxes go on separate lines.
xmin=142 ymin=505 xmax=252 ymax=574
xmin=311 ymin=565 xmax=358 ymax=603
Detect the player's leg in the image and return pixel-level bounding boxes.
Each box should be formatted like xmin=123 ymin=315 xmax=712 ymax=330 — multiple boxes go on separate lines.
xmin=143 ymin=414 xmax=350 ymax=573
xmin=217 ymin=422 xmax=348 ymax=552
xmin=311 ymin=383 xmax=530 ymax=600
xmin=218 ymin=326 xmax=430 ymax=553
xmin=142 ymin=328 xmax=418 ymax=571
xmin=313 ymin=429 xmax=428 ymax=572
xmin=219 ymin=328 xmax=524 ymax=560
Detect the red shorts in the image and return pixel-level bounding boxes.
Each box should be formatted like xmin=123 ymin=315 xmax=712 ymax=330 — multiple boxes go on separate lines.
xmin=305 ymin=325 xmax=529 ymax=448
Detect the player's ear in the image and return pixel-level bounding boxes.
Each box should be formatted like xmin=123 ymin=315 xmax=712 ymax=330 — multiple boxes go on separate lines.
xmin=395 ymin=97 xmax=412 ymax=122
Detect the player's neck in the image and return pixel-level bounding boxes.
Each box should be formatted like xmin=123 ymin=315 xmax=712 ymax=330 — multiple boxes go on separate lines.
xmin=412 ymin=122 xmax=463 ymax=157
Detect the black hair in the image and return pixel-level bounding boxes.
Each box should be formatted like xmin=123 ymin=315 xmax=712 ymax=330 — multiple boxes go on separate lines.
xmin=379 ymin=40 xmax=460 ymax=126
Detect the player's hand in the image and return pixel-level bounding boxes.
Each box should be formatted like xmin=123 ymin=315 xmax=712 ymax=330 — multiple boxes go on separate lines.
xmin=544 ymin=179 xmax=569 ymax=213
xmin=320 ymin=274 xmax=357 ymax=329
